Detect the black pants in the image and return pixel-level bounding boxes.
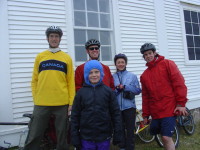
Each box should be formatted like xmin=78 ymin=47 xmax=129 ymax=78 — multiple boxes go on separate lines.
xmin=120 ymin=107 xmax=136 ymax=150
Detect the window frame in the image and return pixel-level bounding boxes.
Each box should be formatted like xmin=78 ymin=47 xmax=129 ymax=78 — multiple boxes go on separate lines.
xmin=180 ymin=2 xmax=200 ymax=65
xmin=69 ymin=0 xmax=122 ymax=66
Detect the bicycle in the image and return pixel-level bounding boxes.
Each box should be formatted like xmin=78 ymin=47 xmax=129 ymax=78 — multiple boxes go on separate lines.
xmin=155 ymin=107 xmax=195 ymax=148
xmin=135 ymin=109 xmax=155 ymax=143
xmin=0 ymin=114 xmax=56 ymax=150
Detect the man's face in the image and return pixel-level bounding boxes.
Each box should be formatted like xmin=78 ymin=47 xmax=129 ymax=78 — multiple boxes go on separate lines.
xmin=143 ymin=50 xmax=156 ymax=63
xmin=86 ymin=45 xmax=100 ymax=60
xmin=89 ymin=69 xmax=100 ymax=84
xmin=47 ymin=33 xmax=61 ymax=48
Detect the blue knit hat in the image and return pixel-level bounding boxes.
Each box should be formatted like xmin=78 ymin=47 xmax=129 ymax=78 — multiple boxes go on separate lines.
xmin=84 ymin=60 xmax=104 ymax=87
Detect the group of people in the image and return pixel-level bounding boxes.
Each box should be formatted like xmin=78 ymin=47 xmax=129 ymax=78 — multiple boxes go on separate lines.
xmin=23 ymin=26 xmax=188 ymax=150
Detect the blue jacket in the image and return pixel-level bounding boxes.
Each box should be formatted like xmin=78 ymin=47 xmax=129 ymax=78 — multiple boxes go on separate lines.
xmin=113 ymin=70 xmax=141 ymax=110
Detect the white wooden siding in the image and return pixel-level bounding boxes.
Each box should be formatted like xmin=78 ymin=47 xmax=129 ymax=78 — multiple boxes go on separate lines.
xmin=7 ymin=0 xmax=68 ymax=122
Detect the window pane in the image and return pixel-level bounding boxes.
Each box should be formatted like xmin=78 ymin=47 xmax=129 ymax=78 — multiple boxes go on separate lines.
xmin=88 ymin=30 xmax=99 ymax=40
xmin=185 ymin=22 xmax=192 ymax=34
xmin=100 ymin=14 xmax=110 ymax=28
xmin=101 ymin=46 xmax=111 ymax=61
xmin=192 ymin=23 xmax=200 ymax=35
xmin=99 ymin=0 xmax=110 ymax=13
xmin=87 ymin=0 xmax=98 ymax=12
xmin=195 ymin=48 xmax=200 ymax=60
xmin=194 ymin=36 xmax=200 ymax=47
xmin=184 ymin=10 xmax=191 ymax=22
xmin=74 ymin=29 xmax=86 ymax=44
xmin=188 ymin=48 xmax=195 ymax=60
xmin=75 ymin=46 xmax=87 ymax=61
xmin=74 ymin=0 xmax=85 ymax=10
xmin=191 ymin=11 xmax=198 ymax=23
xmin=88 ymin=12 xmax=99 ymax=27
xmin=74 ymin=11 xmax=86 ymax=26
xmin=186 ymin=35 xmax=194 ymax=47
xmin=100 ymin=31 xmax=111 ymax=45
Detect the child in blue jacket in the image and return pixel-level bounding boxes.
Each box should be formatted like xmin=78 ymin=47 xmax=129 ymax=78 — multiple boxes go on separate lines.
xmin=71 ymin=60 xmax=122 ymax=150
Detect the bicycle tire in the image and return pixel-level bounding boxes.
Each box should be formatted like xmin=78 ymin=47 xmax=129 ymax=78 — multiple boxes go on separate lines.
xmin=135 ymin=119 xmax=155 ymax=142
xmin=182 ymin=108 xmax=195 ymax=135
xmin=155 ymin=126 xmax=179 ymax=148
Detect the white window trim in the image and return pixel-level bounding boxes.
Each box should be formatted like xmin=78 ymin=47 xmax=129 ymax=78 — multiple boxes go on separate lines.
xmin=180 ymin=2 xmax=200 ymax=65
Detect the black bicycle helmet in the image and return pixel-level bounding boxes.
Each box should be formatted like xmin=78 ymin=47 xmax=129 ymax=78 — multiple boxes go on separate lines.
xmin=114 ymin=53 xmax=128 ymax=65
xmin=140 ymin=43 xmax=156 ymax=54
xmin=45 ymin=26 xmax=63 ymax=37
xmin=85 ymin=39 xmax=101 ymax=49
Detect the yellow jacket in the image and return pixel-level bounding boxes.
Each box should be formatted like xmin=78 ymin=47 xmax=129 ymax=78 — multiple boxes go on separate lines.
xmin=31 ymin=50 xmax=75 ymax=106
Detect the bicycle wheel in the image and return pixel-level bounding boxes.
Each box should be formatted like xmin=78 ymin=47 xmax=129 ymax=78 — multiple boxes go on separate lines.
xmin=155 ymin=126 xmax=179 ymax=148
xmin=135 ymin=121 xmax=155 ymax=143
xmin=182 ymin=108 xmax=195 ymax=135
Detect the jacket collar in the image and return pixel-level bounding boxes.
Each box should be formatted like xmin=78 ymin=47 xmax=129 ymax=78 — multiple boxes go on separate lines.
xmin=146 ymin=54 xmax=164 ymax=69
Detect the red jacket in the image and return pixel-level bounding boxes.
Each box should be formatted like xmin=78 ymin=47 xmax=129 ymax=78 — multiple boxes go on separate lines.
xmin=75 ymin=62 xmax=114 ymax=91
xmin=140 ymin=55 xmax=187 ymax=119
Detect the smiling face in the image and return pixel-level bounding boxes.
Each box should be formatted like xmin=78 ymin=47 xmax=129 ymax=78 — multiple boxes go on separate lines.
xmin=47 ymin=33 xmax=61 ymax=48
xmin=89 ymin=69 xmax=100 ymax=84
xmin=86 ymin=45 xmax=100 ymax=60
xmin=143 ymin=50 xmax=157 ymax=63
xmin=116 ymin=58 xmax=126 ymax=71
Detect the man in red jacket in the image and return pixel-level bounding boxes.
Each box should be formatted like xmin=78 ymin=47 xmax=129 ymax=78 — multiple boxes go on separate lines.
xmin=140 ymin=43 xmax=188 ymax=150
xmin=75 ymin=39 xmax=114 ymax=91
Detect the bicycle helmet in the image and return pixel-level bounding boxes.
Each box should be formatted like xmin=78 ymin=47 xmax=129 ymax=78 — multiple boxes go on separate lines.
xmin=85 ymin=39 xmax=101 ymax=49
xmin=45 ymin=26 xmax=63 ymax=37
xmin=140 ymin=43 xmax=156 ymax=54
xmin=114 ymin=53 xmax=128 ymax=65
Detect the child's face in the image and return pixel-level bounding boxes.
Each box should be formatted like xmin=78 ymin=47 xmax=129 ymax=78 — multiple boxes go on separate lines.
xmin=143 ymin=50 xmax=156 ymax=63
xmin=116 ymin=58 xmax=126 ymax=71
xmin=89 ymin=69 xmax=100 ymax=84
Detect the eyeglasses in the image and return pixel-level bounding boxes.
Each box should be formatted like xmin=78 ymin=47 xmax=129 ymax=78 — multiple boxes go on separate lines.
xmin=88 ymin=47 xmax=99 ymax=51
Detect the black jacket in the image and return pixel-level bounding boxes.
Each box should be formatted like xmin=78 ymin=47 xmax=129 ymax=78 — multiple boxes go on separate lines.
xmin=71 ymin=83 xmax=122 ymax=146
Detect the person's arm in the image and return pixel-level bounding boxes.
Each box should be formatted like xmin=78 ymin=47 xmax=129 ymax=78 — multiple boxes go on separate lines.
xmin=66 ymin=56 xmax=75 ymax=107
xmin=75 ymin=64 xmax=84 ymax=91
xmin=71 ymin=93 xmax=81 ymax=148
xmin=140 ymin=76 xmax=150 ymax=119
xmin=124 ymin=73 xmax=141 ymax=95
xmin=166 ymin=60 xmax=188 ymax=115
xmin=31 ymin=55 xmax=40 ymax=101
xmin=167 ymin=60 xmax=188 ymax=105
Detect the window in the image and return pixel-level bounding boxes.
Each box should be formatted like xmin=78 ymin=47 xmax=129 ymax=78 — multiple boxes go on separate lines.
xmin=183 ymin=9 xmax=200 ymax=60
xmin=73 ymin=0 xmax=114 ymax=62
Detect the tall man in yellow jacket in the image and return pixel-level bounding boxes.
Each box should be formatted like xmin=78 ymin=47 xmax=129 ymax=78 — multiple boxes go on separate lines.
xmin=24 ymin=26 xmax=75 ymax=150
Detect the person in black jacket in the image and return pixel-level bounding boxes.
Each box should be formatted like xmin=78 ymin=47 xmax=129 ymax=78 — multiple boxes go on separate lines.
xmin=71 ymin=60 xmax=122 ymax=150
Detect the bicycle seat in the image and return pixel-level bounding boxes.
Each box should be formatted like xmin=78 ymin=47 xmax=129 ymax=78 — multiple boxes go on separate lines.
xmin=23 ymin=113 xmax=32 ymax=118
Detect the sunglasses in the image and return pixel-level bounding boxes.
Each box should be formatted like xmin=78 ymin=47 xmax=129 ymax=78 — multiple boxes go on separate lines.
xmin=88 ymin=47 xmax=99 ymax=51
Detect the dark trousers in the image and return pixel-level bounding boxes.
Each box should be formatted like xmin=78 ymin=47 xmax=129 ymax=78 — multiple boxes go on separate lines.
xmin=120 ymin=107 xmax=136 ymax=150
xmin=23 ymin=105 xmax=69 ymax=150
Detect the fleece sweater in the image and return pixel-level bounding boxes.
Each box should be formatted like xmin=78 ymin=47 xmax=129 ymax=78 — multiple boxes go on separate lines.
xmin=31 ymin=50 xmax=75 ymax=106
